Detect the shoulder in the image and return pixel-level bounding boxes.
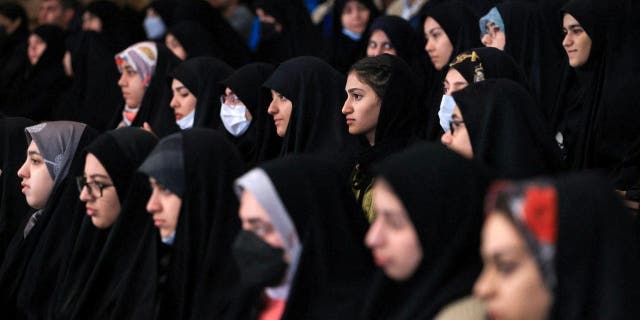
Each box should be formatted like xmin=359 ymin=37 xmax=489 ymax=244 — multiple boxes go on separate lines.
xmin=434 ymin=296 xmax=485 ymax=320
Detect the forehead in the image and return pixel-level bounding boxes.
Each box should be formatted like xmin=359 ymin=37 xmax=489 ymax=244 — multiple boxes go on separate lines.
xmin=84 ymin=153 xmax=109 ymax=176
xmin=563 ymin=13 xmax=580 ymax=26
xmin=424 ymin=17 xmax=442 ymax=32
xmin=346 ymin=72 xmax=372 ymax=90
xmin=370 ymin=29 xmax=390 ymax=41
xmin=171 ymin=79 xmax=185 ymax=89
xmin=27 ymin=140 xmax=40 ymax=152
xmin=482 ymin=212 xmax=526 ymax=253
xmin=446 ymin=68 xmax=466 ymax=83
xmin=238 ymin=190 xmax=272 ymax=222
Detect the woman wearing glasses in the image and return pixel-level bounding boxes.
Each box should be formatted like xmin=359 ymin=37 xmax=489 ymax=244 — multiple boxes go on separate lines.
xmin=51 ymin=127 xmax=158 ymax=318
xmin=341 ymin=54 xmax=418 ymax=221
xmin=441 ymin=79 xmax=560 ymax=179
xmin=0 ymin=121 xmax=97 ymax=318
xmin=168 ymin=56 xmax=233 ymax=130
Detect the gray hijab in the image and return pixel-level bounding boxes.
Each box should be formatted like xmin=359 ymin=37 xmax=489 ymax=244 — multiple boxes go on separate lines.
xmin=138 ymin=132 xmax=185 ymax=197
xmin=25 ymin=121 xmax=87 ymax=188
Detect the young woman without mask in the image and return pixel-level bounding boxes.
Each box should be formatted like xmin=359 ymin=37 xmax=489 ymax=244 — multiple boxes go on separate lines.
xmin=342 ymin=54 xmax=418 ymax=221
xmin=0 ymin=121 xmax=97 ymax=319
xmin=476 ymin=173 xmax=640 ymax=319
xmin=362 ymin=143 xmax=489 ymax=319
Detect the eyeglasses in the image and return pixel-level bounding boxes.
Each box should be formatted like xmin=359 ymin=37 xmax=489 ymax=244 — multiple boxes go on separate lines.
xmin=449 ymin=119 xmax=465 ymax=133
xmin=220 ymin=93 xmax=241 ymax=105
xmin=76 ymin=176 xmax=114 ymax=198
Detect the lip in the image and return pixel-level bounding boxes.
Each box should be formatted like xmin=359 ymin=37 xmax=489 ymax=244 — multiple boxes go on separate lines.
xmin=153 ymin=219 xmax=165 ymax=227
xmin=566 ymin=49 xmax=577 ymax=55
xmin=346 ymin=118 xmax=355 ymax=125
xmin=86 ymin=206 xmax=96 ymax=217
xmin=273 ymin=118 xmax=282 ymax=126
xmin=174 ymin=113 xmax=183 ymax=120
xmin=372 ymin=254 xmax=387 ymax=267
xmin=21 ymin=182 xmax=29 ymax=193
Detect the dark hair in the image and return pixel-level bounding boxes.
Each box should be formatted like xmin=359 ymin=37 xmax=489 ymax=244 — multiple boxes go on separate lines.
xmin=348 ymin=55 xmax=393 ymax=99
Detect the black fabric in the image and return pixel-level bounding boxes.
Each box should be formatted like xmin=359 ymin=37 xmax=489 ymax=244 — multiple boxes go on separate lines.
xmin=417 ymin=1 xmax=482 ymax=141
xmin=139 ymin=133 xmax=184 ymax=197
xmin=552 ymin=0 xmax=640 ymax=184
xmin=361 ymin=143 xmax=490 ymax=319
xmin=59 ymin=31 xmax=122 ymax=132
xmin=252 ymin=0 xmax=324 ymax=64
xmin=2 ymin=25 xmax=70 ymax=122
xmin=453 ymin=78 xmax=562 ymax=179
xmin=221 ymin=62 xmax=282 ymax=167
xmin=351 ymin=54 xmax=419 ymax=210
xmin=170 ymin=56 xmax=234 ymax=129
xmin=549 ymin=173 xmax=640 ymax=319
xmin=261 ymin=155 xmax=374 ymax=319
xmin=50 ymin=127 xmax=158 ymax=320
xmin=167 ymin=21 xmax=222 ymax=60
xmin=172 ymin=0 xmax=251 ymax=68
xmin=0 ymin=117 xmax=35 ymax=265
xmin=493 ymin=2 xmax=565 ymax=120
xmin=85 ymin=0 xmax=134 ymax=53
xmin=327 ymin=0 xmax=379 ymax=74
xmin=263 ymin=56 xmax=358 ymax=157
xmin=150 ymin=129 xmax=244 ymax=319
xmin=148 ymin=0 xmax=177 ymax=28
xmin=449 ymin=47 xmax=528 ymax=89
xmin=0 ymin=2 xmax=29 ymax=106
xmin=110 ymin=43 xmax=181 ymax=138
xmin=0 ymin=125 xmax=97 ymax=319
xmin=367 ymin=15 xmax=422 ymax=67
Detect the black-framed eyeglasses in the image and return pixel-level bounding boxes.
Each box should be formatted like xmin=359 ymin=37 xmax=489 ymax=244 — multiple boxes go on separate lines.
xmin=449 ymin=119 xmax=465 ymax=133
xmin=76 ymin=176 xmax=114 ymax=198
xmin=220 ymin=93 xmax=241 ymax=105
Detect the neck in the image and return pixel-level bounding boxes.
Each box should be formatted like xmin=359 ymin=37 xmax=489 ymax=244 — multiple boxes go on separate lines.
xmin=366 ymin=131 xmax=376 ymax=146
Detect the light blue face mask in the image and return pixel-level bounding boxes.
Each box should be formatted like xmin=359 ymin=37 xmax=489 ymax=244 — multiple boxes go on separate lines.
xmin=144 ymin=16 xmax=166 ymax=40
xmin=176 ymin=110 xmax=195 ymax=130
xmin=438 ymin=94 xmax=456 ymax=132
xmin=342 ymin=28 xmax=362 ymax=41
xmin=161 ymin=231 xmax=176 ymax=245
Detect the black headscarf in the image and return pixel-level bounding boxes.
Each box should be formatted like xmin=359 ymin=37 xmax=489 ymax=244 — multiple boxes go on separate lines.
xmin=169 ymin=56 xmax=234 ymax=129
xmin=148 ymin=0 xmax=177 ymax=29
xmin=453 ymin=78 xmax=562 ymax=179
xmin=140 ymin=129 xmax=244 ymax=319
xmin=0 ymin=121 xmax=97 ymax=319
xmin=110 ymin=41 xmax=181 ymax=137
xmin=416 ymin=1 xmax=482 ymax=141
xmin=486 ymin=172 xmax=640 ymax=319
xmin=0 ymin=117 xmax=35 ymax=265
xmin=234 ymin=155 xmax=374 ymax=319
xmin=2 ymin=25 xmax=69 ymax=122
xmin=85 ymin=0 xmax=133 ymax=53
xmin=252 ymin=0 xmax=324 ymax=64
xmin=361 ymin=143 xmax=490 ymax=319
xmin=448 ymin=47 xmax=528 ymax=89
xmin=552 ymin=0 xmax=640 ymax=183
xmin=50 ymin=127 xmax=158 ymax=320
xmin=488 ymin=2 xmax=565 ymax=120
xmin=172 ymin=0 xmax=250 ymax=68
xmin=221 ymin=62 xmax=282 ymax=167
xmin=367 ymin=15 xmax=422 ymax=66
xmin=0 ymin=2 xmax=29 ymax=96
xmin=328 ymin=0 xmax=379 ymax=74
xmin=166 ymin=21 xmax=221 ymax=60
xmin=263 ymin=56 xmax=358 ymax=157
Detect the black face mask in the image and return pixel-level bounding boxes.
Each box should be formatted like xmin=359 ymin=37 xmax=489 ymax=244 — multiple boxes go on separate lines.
xmin=232 ymin=230 xmax=288 ymax=288
xmin=260 ymin=22 xmax=281 ymax=43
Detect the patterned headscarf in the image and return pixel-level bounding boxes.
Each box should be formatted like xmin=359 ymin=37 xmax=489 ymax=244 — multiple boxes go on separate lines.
xmin=485 ymin=180 xmax=558 ymax=291
xmin=479 ymin=7 xmax=505 ymax=39
xmin=25 ymin=121 xmax=87 ymax=188
xmin=115 ymin=41 xmax=158 ymax=86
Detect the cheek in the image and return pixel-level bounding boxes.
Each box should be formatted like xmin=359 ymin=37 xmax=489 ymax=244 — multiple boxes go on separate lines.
xmin=501 ymin=268 xmax=551 ymax=318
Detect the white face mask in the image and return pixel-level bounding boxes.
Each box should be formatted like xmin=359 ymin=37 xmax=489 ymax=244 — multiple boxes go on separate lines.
xmin=438 ymin=94 xmax=456 ymax=132
xmin=161 ymin=231 xmax=176 ymax=245
xmin=176 ymin=110 xmax=195 ymax=130
xmin=220 ymin=103 xmax=251 ymax=137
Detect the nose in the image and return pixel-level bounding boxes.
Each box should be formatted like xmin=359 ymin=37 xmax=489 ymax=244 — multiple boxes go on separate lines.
xmin=267 ymin=99 xmax=277 ymax=115
xmin=341 ymin=99 xmax=352 ymax=115
xmin=481 ymin=34 xmax=492 ymax=46
xmin=17 ymin=159 xmax=28 ymax=179
xmin=79 ymin=185 xmax=93 ymax=202
xmin=146 ymin=190 xmax=160 ymax=214
xmin=473 ymin=267 xmax=495 ymax=301
xmin=440 ymin=131 xmax=453 ymax=145
xmin=425 ymin=39 xmax=434 ymax=53
xmin=117 ymin=72 xmax=126 ymax=87
xmin=365 ymin=218 xmax=384 ymax=249
xmin=169 ymin=94 xmax=178 ymax=109
xmin=562 ymin=33 xmax=572 ymax=48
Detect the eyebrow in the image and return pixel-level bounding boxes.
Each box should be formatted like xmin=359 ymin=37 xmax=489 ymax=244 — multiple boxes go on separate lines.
xmin=451 ymin=114 xmax=461 ymax=120
xmin=87 ymin=174 xmax=111 ymax=180
xmin=428 ymin=27 xmax=443 ymax=34
xmin=173 ymin=85 xmax=186 ymax=91
xmin=28 ymin=150 xmax=41 ymax=156
xmin=123 ymin=66 xmax=136 ymax=72
xmin=347 ymin=88 xmax=364 ymax=94
xmin=246 ymin=218 xmax=268 ymax=226
xmin=565 ymin=24 xmax=582 ymax=30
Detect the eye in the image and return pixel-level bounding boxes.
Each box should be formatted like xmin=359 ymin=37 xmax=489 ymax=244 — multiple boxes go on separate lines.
xmin=30 ymin=158 xmax=40 ymax=165
xmin=352 ymin=93 xmax=362 ymax=101
xmin=368 ymin=41 xmax=377 ymax=49
xmin=278 ymin=94 xmax=287 ymax=101
xmin=495 ymin=260 xmax=519 ymax=275
xmin=382 ymin=42 xmax=394 ymax=50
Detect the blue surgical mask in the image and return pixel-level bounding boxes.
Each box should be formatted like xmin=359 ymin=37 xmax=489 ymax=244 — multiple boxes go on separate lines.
xmin=176 ymin=110 xmax=195 ymax=130
xmin=161 ymin=231 xmax=176 ymax=245
xmin=144 ymin=16 xmax=166 ymax=40
xmin=220 ymin=103 xmax=251 ymax=137
xmin=342 ymin=28 xmax=362 ymax=41
xmin=438 ymin=94 xmax=456 ymax=132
